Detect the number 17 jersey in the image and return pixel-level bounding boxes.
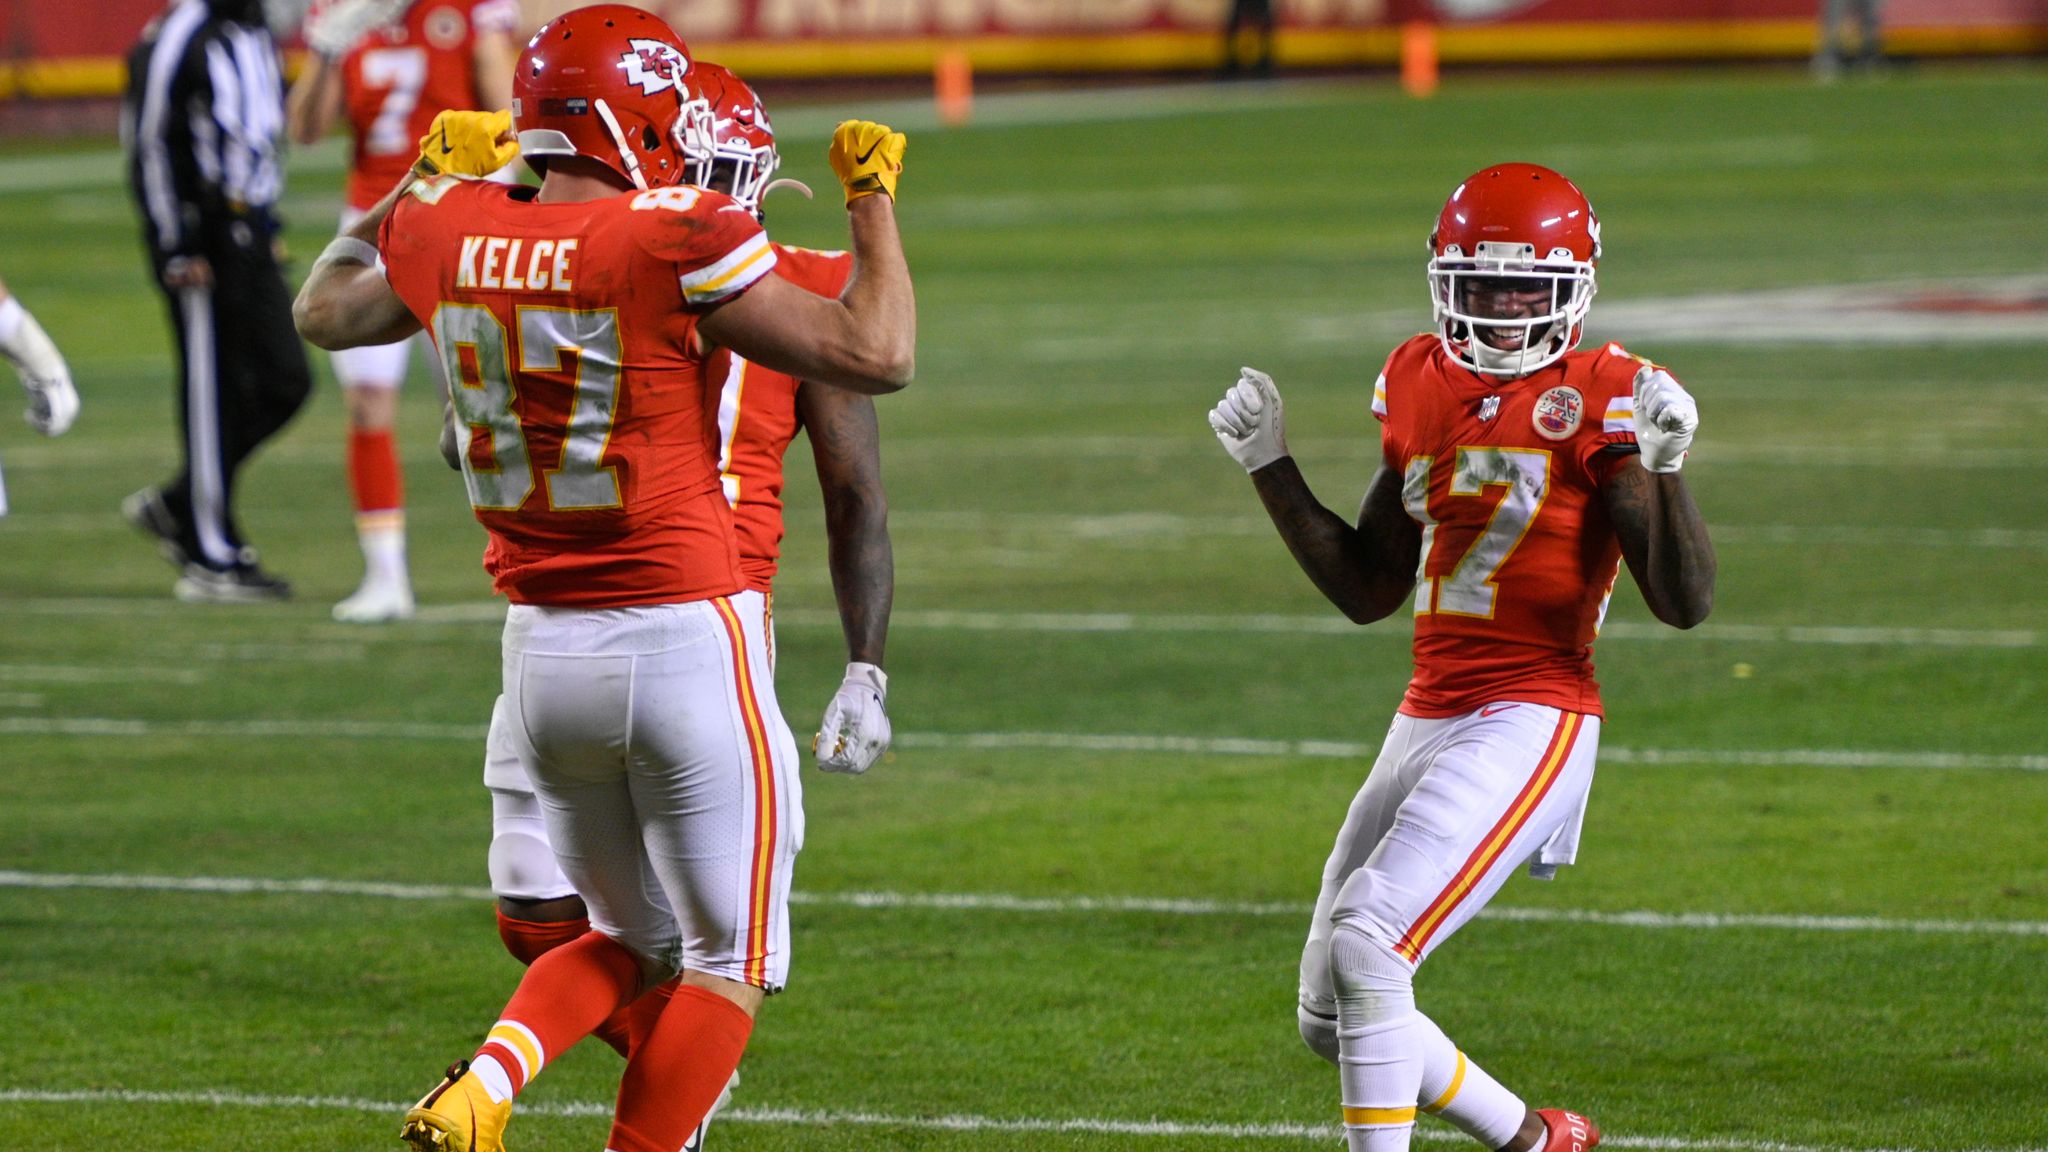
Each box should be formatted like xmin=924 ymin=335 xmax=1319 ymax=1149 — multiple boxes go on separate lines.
xmin=1375 ymin=334 xmax=1655 ymax=719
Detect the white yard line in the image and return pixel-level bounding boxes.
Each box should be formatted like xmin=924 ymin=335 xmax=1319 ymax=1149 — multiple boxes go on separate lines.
xmin=0 ymin=1087 xmax=2038 ymax=1151
xmin=2 ymin=871 xmax=2044 ymax=939
xmin=0 ymin=663 xmax=207 ymax=685
xmin=397 ymin=602 xmax=2040 ymax=650
xmin=0 ymin=715 xmax=2040 ymax=772
xmin=2 ymin=597 xmax=2036 ymax=649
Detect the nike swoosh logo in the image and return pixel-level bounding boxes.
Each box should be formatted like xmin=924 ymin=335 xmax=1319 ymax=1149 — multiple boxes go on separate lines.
xmin=1479 ymin=703 xmax=1519 ymax=717
xmin=854 ymin=140 xmax=882 ymax=165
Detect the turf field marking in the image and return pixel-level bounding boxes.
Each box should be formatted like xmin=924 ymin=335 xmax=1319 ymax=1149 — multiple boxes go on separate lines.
xmin=398 ymin=601 xmax=2040 ymax=649
xmin=4 ymin=870 xmax=2045 ymax=939
xmin=0 ymin=81 xmax=1368 ymax=197
xmin=0 ymin=662 xmax=206 ymax=684
xmin=0 ymin=1087 xmax=2041 ymax=1151
xmin=3 ymin=597 xmax=2033 ymax=649
xmin=0 ymin=715 xmax=2041 ymax=772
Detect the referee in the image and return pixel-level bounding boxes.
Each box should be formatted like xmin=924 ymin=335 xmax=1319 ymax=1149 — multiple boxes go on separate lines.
xmin=122 ymin=0 xmax=311 ymax=602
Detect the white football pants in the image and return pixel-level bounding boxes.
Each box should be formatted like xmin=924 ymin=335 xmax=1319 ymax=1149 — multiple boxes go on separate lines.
xmin=1299 ymin=703 xmax=1599 ymax=1020
xmin=490 ymin=590 xmax=802 ymax=991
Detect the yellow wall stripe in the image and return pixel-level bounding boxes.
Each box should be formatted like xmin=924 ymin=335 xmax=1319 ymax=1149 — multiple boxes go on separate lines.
xmin=1344 ymin=1105 xmax=1419 ymax=1126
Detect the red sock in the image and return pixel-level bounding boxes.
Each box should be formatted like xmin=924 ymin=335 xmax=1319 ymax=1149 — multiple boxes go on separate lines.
xmin=605 ymin=985 xmax=754 ymax=1152
xmin=495 ymin=912 xmax=636 ymax=1058
xmin=496 ymin=911 xmax=587 ymax=966
xmin=624 ymin=978 xmax=679 ymax=1055
xmin=348 ymin=426 xmax=404 ymax=514
xmin=471 ymin=931 xmax=641 ymax=1099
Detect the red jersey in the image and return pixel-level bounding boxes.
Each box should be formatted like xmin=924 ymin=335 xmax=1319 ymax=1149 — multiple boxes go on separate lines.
xmin=326 ymin=0 xmax=520 ymax=210
xmin=1375 ymin=334 xmax=1656 ymax=718
xmin=705 ymin=244 xmax=856 ymax=592
xmin=379 ymin=177 xmax=780 ymax=607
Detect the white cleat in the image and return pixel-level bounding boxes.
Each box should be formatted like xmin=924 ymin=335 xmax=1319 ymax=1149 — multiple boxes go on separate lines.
xmin=332 ymin=579 xmax=415 ymax=623
xmin=682 ymin=1069 xmax=739 ymax=1152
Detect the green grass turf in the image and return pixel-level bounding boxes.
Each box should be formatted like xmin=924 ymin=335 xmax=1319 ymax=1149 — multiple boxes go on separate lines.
xmin=1 ymin=63 xmax=2045 ymax=1150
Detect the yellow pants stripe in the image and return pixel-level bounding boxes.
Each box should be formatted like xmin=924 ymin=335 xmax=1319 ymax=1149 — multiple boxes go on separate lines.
xmin=1343 ymin=1105 xmax=1418 ymax=1126
xmin=1421 ymin=1050 xmax=1468 ymax=1115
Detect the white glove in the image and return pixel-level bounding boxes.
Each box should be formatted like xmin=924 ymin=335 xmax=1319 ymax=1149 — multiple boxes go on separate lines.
xmin=1208 ymin=366 xmax=1288 ymax=473
xmin=1632 ymin=366 xmax=1698 ymax=473
xmin=305 ymin=0 xmax=409 ymax=60
xmin=814 ymin=662 xmax=889 ymax=774
xmin=23 ymin=369 xmax=78 ymax=437
xmin=1 ymin=306 xmax=77 ymax=437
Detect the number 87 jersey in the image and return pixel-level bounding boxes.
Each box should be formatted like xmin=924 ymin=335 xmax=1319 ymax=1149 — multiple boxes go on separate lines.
xmin=379 ymin=176 xmax=778 ymax=608
xmin=1375 ymin=332 xmax=1658 ymax=719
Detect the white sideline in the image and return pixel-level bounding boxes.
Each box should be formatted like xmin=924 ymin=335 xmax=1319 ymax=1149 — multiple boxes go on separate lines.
xmin=3 ymin=871 xmax=2044 ymax=938
xmin=0 ymin=715 xmax=2041 ymax=772
xmin=0 ymin=1088 xmax=2037 ymax=1152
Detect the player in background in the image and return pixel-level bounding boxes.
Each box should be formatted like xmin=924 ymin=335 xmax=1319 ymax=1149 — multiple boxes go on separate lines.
xmin=0 ymin=275 xmax=81 ymax=515
xmin=1209 ymin=163 xmax=1715 ymax=1152
xmin=286 ymin=0 xmax=519 ymax=621
xmin=292 ymin=7 xmax=913 ymax=1151
xmin=464 ymin=60 xmax=893 ymax=1145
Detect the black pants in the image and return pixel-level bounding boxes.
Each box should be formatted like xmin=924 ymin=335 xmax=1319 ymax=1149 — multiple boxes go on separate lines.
xmin=1223 ymin=0 xmax=1275 ymax=76
xmin=150 ymin=233 xmax=311 ymax=570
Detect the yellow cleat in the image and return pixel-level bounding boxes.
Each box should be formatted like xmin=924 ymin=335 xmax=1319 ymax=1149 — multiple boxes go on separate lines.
xmin=399 ymin=1060 xmax=511 ymax=1152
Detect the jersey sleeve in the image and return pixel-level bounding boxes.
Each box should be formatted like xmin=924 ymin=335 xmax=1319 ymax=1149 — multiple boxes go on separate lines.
xmin=632 ymin=189 xmax=778 ymax=309
xmin=1582 ymin=342 xmax=1652 ymax=477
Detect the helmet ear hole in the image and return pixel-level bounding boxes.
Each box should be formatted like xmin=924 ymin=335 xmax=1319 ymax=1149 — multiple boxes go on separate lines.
xmin=642 ymin=125 xmax=660 ymax=151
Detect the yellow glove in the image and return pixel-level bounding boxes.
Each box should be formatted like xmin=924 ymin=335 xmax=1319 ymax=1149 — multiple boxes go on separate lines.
xmin=828 ymin=120 xmax=906 ymax=207
xmin=414 ymin=110 xmax=518 ymax=179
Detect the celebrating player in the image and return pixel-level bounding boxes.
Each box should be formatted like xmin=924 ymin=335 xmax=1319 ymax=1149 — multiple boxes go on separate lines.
xmin=286 ymin=0 xmax=520 ymax=621
xmin=291 ymin=5 xmax=914 ymax=1150
xmin=1209 ymin=163 xmax=1715 ymax=1152
xmin=474 ymin=59 xmax=895 ymax=1144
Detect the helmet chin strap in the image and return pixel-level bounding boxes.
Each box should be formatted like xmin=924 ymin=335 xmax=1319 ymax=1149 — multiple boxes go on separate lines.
xmin=594 ymin=98 xmax=650 ymax=191
xmin=763 ymin=178 xmax=812 ymax=201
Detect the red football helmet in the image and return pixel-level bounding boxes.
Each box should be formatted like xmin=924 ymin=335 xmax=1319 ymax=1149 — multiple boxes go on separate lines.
xmin=678 ymin=62 xmax=781 ymax=216
xmin=512 ymin=5 xmax=697 ymax=190
xmin=1427 ymin=163 xmax=1601 ymax=378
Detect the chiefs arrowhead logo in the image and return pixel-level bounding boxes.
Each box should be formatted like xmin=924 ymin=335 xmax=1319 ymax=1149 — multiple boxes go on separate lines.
xmin=618 ymin=39 xmax=688 ymax=96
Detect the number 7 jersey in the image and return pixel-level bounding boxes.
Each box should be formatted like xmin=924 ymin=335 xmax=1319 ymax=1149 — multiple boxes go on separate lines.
xmin=1375 ymin=333 xmax=1658 ymax=719
xmin=379 ymin=177 xmax=778 ymax=607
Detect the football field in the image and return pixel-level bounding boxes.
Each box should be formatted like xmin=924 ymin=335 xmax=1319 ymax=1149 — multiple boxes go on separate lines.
xmin=1 ymin=63 xmax=2045 ymax=1151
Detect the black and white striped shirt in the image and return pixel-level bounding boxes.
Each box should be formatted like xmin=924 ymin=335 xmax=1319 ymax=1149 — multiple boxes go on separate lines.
xmin=123 ymin=0 xmax=286 ymax=259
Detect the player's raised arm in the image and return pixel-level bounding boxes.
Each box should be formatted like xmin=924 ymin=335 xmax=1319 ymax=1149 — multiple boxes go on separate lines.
xmin=1211 ymin=367 xmax=1419 ymax=623
xmin=696 ymin=121 xmax=914 ymax=395
xmin=797 ymin=380 xmax=895 ymax=773
xmin=1604 ymin=367 xmax=1716 ymax=628
xmin=292 ymin=174 xmax=420 ymax=350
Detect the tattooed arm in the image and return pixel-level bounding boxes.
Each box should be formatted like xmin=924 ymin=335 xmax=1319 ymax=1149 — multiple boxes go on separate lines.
xmin=1604 ymin=459 xmax=1716 ymax=629
xmin=1249 ymin=460 xmax=1421 ymax=625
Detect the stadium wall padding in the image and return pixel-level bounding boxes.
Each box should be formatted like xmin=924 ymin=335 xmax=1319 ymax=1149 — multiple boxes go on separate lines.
xmin=0 ymin=0 xmax=2042 ymax=97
